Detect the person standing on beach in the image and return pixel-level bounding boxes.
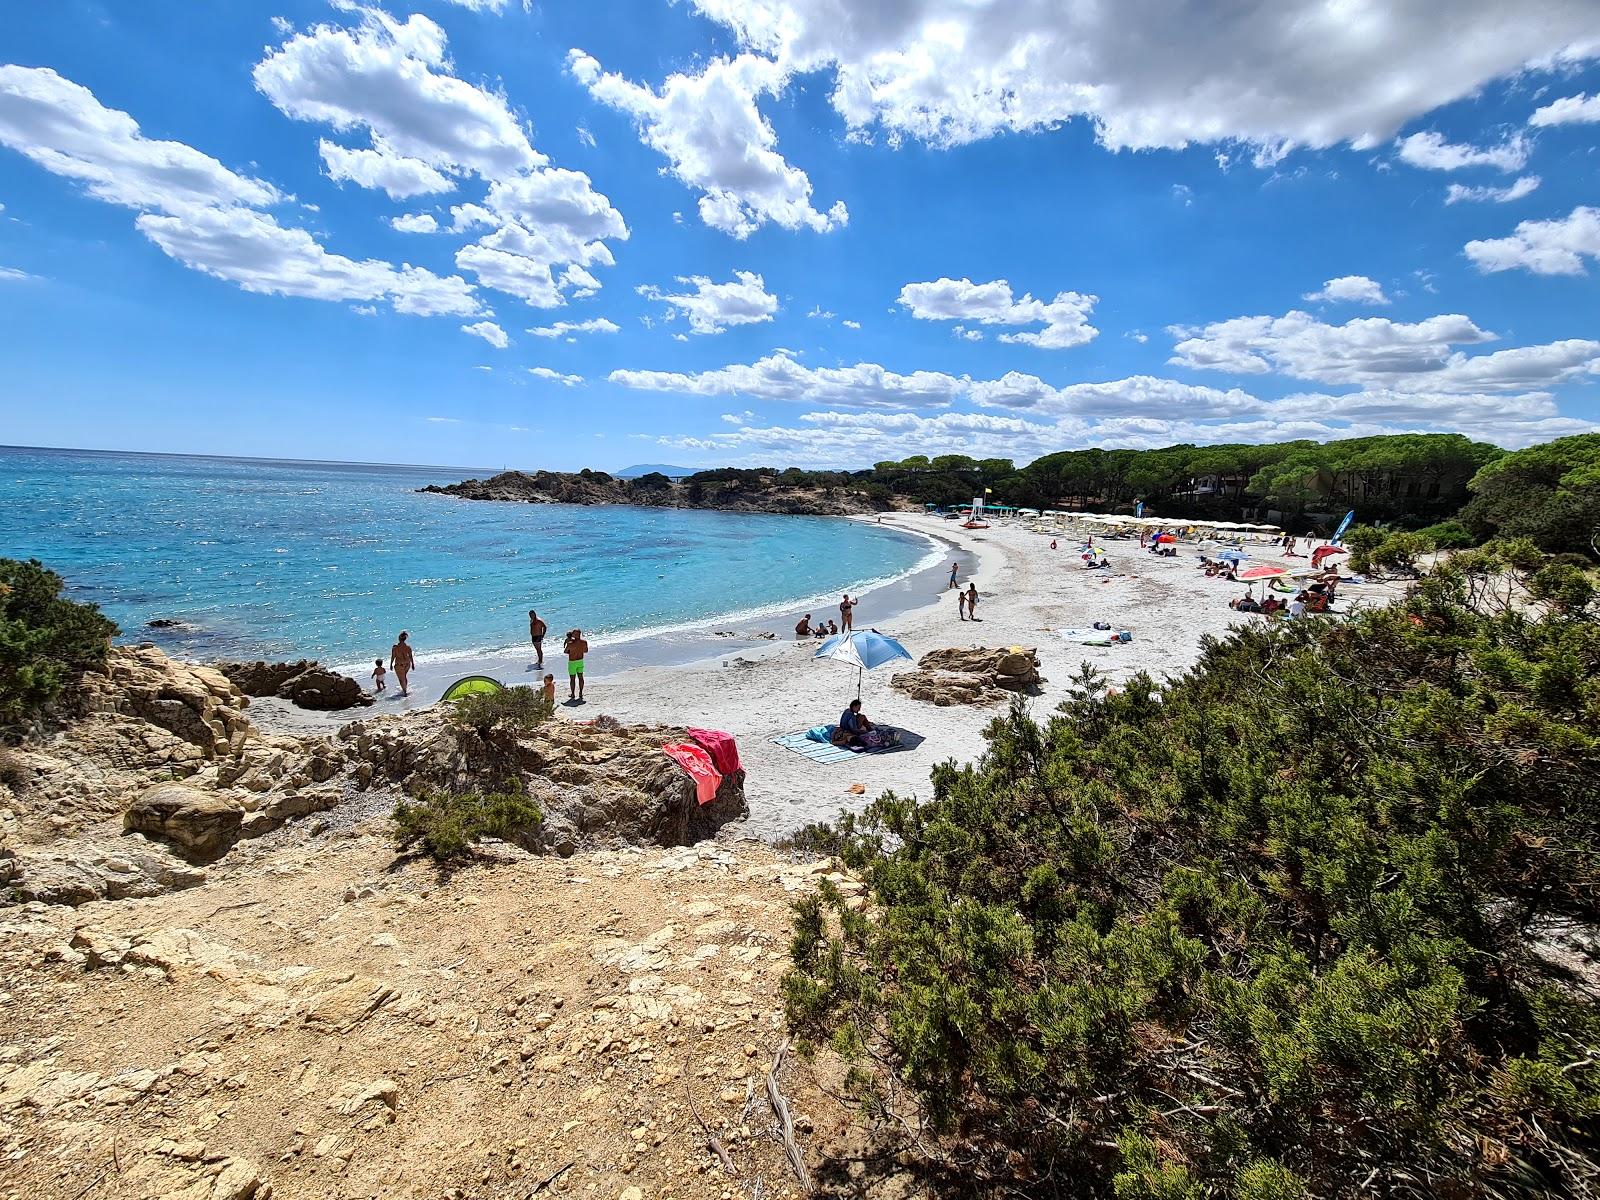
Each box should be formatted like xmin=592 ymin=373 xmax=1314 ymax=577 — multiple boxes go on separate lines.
xmin=528 ymin=609 xmax=547 ymax=669
xmin=957 ymin=589 xmax=968 ymax=621
xmin=563 ymin=628 xmax=588 ymax=702
xmin=947 ymin=561 xmax=959 ymax=589
xmin=966 ymin=583 xmax=981 ymax=621
xmin=840 ymin=593 xmax=857 ymax=631
xmin=389 ymin=631 xmax=415 ymax=697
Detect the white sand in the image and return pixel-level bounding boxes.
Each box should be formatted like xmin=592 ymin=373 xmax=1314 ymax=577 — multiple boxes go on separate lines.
xmin=531 ymin=515 xmax=1392 ymax=838
xmin=251 ymin=513 xmax=1393 ymax=839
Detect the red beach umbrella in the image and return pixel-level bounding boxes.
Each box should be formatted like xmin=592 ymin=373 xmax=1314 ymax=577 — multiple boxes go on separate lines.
xmin=1238 ymin=563 xmax=1290 ymax=580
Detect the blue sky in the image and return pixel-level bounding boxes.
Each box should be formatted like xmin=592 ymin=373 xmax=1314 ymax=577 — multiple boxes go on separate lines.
xmin=2 ymin=0 xmax=1598 ymax=471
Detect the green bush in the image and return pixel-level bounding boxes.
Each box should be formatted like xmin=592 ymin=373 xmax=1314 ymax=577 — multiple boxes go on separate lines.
xmin=783 ymin=544 xmax=1599 ymax=1196
xmin=0 ymin=558 xmax=118 ymax=730
xmin=1340 ymin=524 xmax=1388 ymax=573
xmin=1414 ymin=519 xmax=1476 ymax=549
xmin=392 ymin=787 xmax=543 ymax=861
xmin=1366 ymin=528 xmax=1431 ymax=574
xmin=448 ymin=685 xmax=553 ymax=736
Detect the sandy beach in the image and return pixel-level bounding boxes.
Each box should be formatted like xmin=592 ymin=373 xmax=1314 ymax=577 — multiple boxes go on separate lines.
xmin=250 ymin=513 xmax=1392 ymax=839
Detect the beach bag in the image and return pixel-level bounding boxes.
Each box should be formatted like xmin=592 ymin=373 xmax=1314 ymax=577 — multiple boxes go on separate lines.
xmin=806 ymin=725 xmax=833 ymax=743
xmin=1117 ymin=631 xmax=1133 ymax=642
xmin=860 ymin=728 xmax=900 ymax=750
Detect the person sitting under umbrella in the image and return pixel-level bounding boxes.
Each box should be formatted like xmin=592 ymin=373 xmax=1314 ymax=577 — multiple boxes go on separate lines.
xmin=832 ymin=698 xmax=874 ymax=746
xmin=831 ymin=698 xmax=902 ymax=750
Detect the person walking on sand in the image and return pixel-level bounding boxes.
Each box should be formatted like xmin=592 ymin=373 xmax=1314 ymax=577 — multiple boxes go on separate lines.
xmin=563 ymin=628 xmax=588 ymax=702
xmin=957 ymin=588 xmax=968 ymax=621
xmin=840 ymin=593 xmax=857 ymax=631
xmin=528 ymin=609 xmax=547 ymax=669
xmin=389 ymin=631 xmax=415 ymax=697
xmin=947 ymin=561 xmax=959 ymax=589
xmin=966 ymin=583 xmax=981 ymax=621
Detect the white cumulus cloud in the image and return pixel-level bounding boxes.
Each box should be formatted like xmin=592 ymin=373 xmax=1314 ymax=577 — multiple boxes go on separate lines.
xmin=319 ymin=140 xmax=452 ymax=199
xmin=686 ymin=0 xmax=1600 ymax=156
xmin=1302 ymin=275 xmax=1390 ymax=305
xmin=1395 ymin=131 xmax=1530 ymax=172
xmin=638 ymin=270 xmax=778 ymax=334
xmin=567 ymin=49 xmax=846 ymax=238
xmin=528 ymin=366 xmax=583 ymax=385
xmin=1465 ymin=205 xmax=1600 ymax=276
xmin=462 ymin=319 xmax=509 ymax=348
xmin=389 ymin=212 xmax=440 ymax=233
xmin=138 ymin=205 xmax=481 ymax=315
xmin=611 ymin=350 xmax=966 ymax=410
xmin=897 ymin=277 xmax=1099 ymax=349
xmin=0 ymin=66 xmax=482 ymax=318
xmin=1529 ymin=93 xmax=1600 ymax=126
xmin=0 ymin=66 xmax=280 ymax=213
xmin=527 ymin=317 xmax=620 ymax=338
xmin=254 ymin=10 xmax=540 ymax=182
xmin=1170 ymin=308 xmax=1600 ymax=393
xmin=1444 ymin=176 xmax=1541 ymax=205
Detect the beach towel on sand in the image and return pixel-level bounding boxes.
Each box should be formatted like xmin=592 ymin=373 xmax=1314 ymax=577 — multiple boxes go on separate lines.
xmin=662 ymin=743 xmax=721 ymax=805
xmin=686 ymin=727 xmax=742 ymax=775
xmin=1060 ymin=627 xmax=1114 ymax=646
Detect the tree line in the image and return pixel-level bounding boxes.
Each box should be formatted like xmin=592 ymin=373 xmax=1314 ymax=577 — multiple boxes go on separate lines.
xmin=652 ymin=433 xmax=1600 ymax=559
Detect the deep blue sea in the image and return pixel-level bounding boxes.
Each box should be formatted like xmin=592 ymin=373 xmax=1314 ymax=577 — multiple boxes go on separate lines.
xmin=0 ymin=447 xmax=932 ymax=667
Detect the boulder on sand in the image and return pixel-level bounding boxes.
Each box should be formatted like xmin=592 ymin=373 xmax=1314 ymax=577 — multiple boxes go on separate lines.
xmin=217 ymin=660 xmax=371 ymax=711
xmin=891 ymin=646 xmax=1044 ymax=706
xmin=124 ymin=783 xmax=243 ymax=863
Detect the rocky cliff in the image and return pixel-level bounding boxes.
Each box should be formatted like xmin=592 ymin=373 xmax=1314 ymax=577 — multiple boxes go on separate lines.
xmin=419 ymin=469 xmax=890 ymax=516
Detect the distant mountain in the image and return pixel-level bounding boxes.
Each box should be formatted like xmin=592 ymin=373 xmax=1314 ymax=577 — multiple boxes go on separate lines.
xmin=614 ymin=463 xmax=697 ymax=479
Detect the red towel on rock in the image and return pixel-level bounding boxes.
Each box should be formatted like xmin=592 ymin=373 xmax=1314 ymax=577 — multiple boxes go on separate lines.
xmin=663 ymin=743 xmax=722 ymax=805
xmin=686 ymin=727 xmax=742 ymax=776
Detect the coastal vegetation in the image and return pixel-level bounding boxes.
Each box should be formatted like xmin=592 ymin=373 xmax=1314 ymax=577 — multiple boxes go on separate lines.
xmin=1461 ymin=433 xmax=1600 ymax=557
xmin=448 ymin=685 xmax=555 ymax=737
xmin=392 ymin=787 xmax=545 ymax=861
xmin=0 ymin=557 xmax=117 ymax=731
xmin=783 ymin=541 xmax=1600 ymax=1196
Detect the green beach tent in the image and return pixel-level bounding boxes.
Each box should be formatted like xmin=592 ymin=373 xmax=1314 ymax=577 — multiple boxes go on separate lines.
xmin=441 ymin=675 xmax=505 ymax=701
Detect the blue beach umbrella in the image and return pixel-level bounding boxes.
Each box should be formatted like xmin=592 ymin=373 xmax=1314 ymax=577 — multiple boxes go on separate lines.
xmin=1216 ymin=549 xmax=1250 ymax=563
xmin=813 ymin=629 xmax=913 ymax=698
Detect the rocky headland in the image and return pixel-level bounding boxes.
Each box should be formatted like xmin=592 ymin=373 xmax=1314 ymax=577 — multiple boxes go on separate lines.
xmin=419 ymin=469 xmax=894 ymax=517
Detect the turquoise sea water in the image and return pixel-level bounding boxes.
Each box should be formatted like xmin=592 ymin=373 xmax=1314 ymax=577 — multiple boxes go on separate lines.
xmin=0 ymin=447 xmax=932 ymax=667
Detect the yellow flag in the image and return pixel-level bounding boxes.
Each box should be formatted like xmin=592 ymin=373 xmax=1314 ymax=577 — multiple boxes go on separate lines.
xmin=984 ymin=487 xmax=993 ymax=494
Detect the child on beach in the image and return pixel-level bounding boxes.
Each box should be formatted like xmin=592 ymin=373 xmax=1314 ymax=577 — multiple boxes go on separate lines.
xmin=541 ymin=673 xmax=556 ymax=704
xmin=371 ymin=659 xmax=386 ymax=692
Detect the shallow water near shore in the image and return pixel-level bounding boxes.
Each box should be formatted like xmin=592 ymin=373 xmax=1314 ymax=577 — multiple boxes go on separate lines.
xmin=0 ymin=446 xmax=934 ymax=666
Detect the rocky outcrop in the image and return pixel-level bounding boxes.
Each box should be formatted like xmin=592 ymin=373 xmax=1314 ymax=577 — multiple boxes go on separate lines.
xmin=891 ymin=646 xmax=1044 ymax=706
xmin=1 ymin=648 xmax=254 ymax=840
xmin=78 ymin=646 xmax=251 ymax=759
xmin=4 ymin=641 xmax=746 ymax=910
xmin=334 ymin=711 xmax=747 ymax=853
xmin=9 ymin=835 xmax=208 ymax=906
xmin=124 ymin=783 xmax=244 ymax=863
xmin=421 ymin=469 xmax=888 ymax=516
xmin=217 ymin=660 xmax=371 ymax=711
